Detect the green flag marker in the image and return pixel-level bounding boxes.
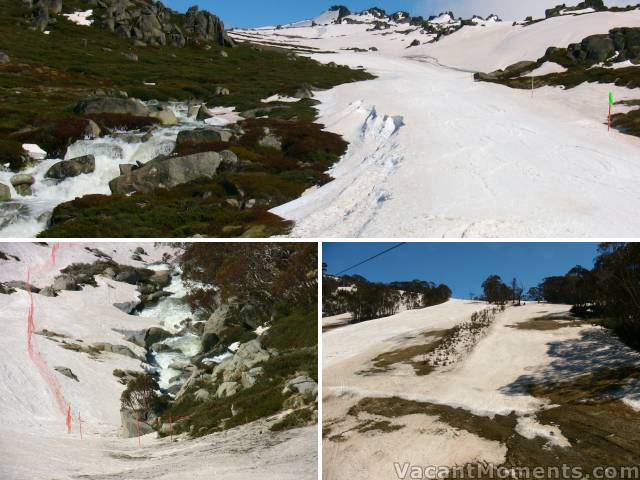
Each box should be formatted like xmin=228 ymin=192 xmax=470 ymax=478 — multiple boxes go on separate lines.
xmin=609 ymin=91 xmax=614 ymax=105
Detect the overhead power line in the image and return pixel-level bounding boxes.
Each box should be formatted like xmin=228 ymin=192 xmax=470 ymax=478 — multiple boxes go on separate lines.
xmin=336 ymin=243 xmax=407 ymax=275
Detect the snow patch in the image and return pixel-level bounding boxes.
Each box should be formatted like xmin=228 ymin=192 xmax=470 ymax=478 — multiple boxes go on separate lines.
xmin=261 ymin=94 xmax=301 ymax=103
xmin=516 ymin=415 xmax=571 ymax=448
xmin=22 ymin=143 xmax=47 ymax=160
xmin=63 ymin=10 xmax=94 ymax=26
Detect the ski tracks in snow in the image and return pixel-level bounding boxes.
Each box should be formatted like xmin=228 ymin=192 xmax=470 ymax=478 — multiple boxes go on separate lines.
xmin=271 ymin=100 xmax=406 ymax=237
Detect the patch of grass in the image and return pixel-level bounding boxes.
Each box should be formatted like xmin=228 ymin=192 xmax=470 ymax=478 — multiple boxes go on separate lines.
xmin=357 ymin=419 xmax=404 ymax=434
xmin=347 ymin=397 xmax=517 ymax=443
xmin=263 ymin=303 xmax=318 ymax=351
xmin=270 ymin=407 xmax=315 ymax=431
xmin=510 ymin=313 xmax=585 ymax=331
xmin=0 ymin=1 xmax=373 ymax=138
xmin=359 ymin=330 xmax=450 ymax=376
xmin=40 ymin=178 xmax=293 ymax=238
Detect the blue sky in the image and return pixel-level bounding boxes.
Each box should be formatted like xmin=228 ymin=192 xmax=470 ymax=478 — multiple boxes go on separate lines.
xmin=166 ymin=1 xmax=632 ymax=27
xmin=323 ymin=243 xmax=599 ymax=299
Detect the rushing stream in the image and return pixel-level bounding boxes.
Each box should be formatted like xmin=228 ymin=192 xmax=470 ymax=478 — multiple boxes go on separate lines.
xmin=137 ymin=264 xmax=203 ymax=392
xmin=0 ymin=103 xmax=240 ymax=237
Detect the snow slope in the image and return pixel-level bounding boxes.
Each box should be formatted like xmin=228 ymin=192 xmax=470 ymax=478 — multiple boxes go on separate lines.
xmin=0 ymin=243 xmax=316 ymax=480
xmin=323 ymin=301 xmax=640 ymax=479
xmin=254 ymin=9 xmax=640 ymax=237
xmin=272 ymin=53 xmax=640 ymax=237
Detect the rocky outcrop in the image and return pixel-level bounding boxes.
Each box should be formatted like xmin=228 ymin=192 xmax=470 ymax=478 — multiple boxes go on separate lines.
xmin=546 ymin=0 xmax=606 ymax=18
xmin=90 ymin=0 xmax=234 ymax=48
xmin=45 ymin=155 xmax=95 ymax=180
xmin=0 ymin=52 xmax=10 ymax=64
xmin=120 ymin=409 xmax=155 ymax=438
xmin=109 ymin=151 xmax=234 ymax=194
xmin=184 ymin=6 xmax=234 ymax=47
xmin=546 ymin=27 xmax=640 ymax=67
xmin=210 ymin=339 xmax=270 ymax=388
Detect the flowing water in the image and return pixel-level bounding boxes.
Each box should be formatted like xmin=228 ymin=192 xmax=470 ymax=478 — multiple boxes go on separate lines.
xmin=137 ymin=264 xmax=203 ymax=392
xmin=0 ymin=104 xmax=239 ymax=237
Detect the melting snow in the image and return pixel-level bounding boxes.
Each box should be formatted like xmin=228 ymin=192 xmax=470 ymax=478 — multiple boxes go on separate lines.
xmin=63 ymin=10 xmax=94 ymax=26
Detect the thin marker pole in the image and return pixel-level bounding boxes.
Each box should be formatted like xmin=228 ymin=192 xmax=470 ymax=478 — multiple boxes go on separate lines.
xmin=608 ymin=91 xmax=614 ymax=131
xmin=531 ymin=76 xmax=534 ymax=98
xmin=136 ymin=411 xmax=141 ymax=447
xmin=78 ymin=412 xmax=83 ymax=440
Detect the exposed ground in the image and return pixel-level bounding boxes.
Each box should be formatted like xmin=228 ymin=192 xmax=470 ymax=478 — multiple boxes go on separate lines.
xmin=322 ymin=301 xmax=640 ymax=480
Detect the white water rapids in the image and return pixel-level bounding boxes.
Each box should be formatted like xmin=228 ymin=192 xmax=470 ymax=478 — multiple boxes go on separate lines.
xmin=0 ymin=103 xmax=237 ymax=237
xmin=137 ymin=265 xmax=202 ymax=391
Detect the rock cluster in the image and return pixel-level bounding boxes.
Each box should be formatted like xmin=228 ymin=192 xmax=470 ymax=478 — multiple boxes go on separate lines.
xmin=23 ymin=0 xmax=234 ymax=48
xmin=91 ymin=0 xmax=234 ymax=48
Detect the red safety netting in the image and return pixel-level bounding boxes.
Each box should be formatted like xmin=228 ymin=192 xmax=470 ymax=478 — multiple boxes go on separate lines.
xmin=25 ymin=243 xmax=71 ymax=427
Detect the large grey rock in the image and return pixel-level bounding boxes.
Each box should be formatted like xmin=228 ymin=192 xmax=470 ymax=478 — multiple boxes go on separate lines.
xmin=0 ymin=52 xmax=10 ymax=64
xmin=52 ymin=274 xmax=81 ymax=291
xmin=193 ymin=388 xmax=211 ymax=402
xmin=10 ymin=174 xmax=35 ymax=196
xmin=0 ymin=183 xmax=10 ymax=202
xmin=219 ymin=150 xmax=238 ymax=166
xmin=150 ymin=270 xmax=171 ymax=288
xmin=109 ymin=151 xmax=223 ymax=194
xmin=120 ymin=409 xmax=155 ymax=438
xmin=201 ymin=303 xmax=231 ymax=351
xmin=241 ymin=367 xmax=263 ymax=389
xmin=149 ymin=107 xmax=178 ymax=126
xmin=258 ymin=129 xmax=282 ymax=151
xmin=176 ymin=127 xmax=232 ymax=146
xmin=580 ymin=34 xmax=616 ymax=63
xmin=235 ymin=339 xmax=270 ymax=369
xmin=45 ymin=155 xmax=95 ymax=180
xmin=74 ymin=97 xmax=151 ymax=117
xmin=216 ymin=381 xmax=239 ymax=398
xmin=84 ymin=119 xmax=102 ymax=138
xmin=184 ymin=6 xmax=235 ymax=47
xmin=283 ymin=375 xmax=318 ymax=397
xmin=144 ymin=327 xmax=173 ymax=349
